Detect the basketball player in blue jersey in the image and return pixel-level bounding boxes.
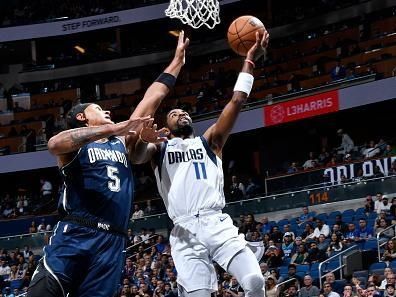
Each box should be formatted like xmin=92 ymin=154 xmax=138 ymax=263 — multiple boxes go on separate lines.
xmin=130 ymin=31 xmax=269 ymax=297
xmin=27 ymin=32 xmax=190 ymax=297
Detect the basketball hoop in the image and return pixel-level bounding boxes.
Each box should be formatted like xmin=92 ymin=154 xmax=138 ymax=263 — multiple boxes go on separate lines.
xmin=165 ymin=0 xmax=220 ymax=29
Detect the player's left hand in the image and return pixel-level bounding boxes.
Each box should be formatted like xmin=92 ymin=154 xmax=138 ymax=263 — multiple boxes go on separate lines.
xmin=246 ymin=30 xmax=270 ymax=61
xmin=173 ymin=30 xmax=190 ymax=65
xmin=139 ymin=118 xmax=169 ymax=144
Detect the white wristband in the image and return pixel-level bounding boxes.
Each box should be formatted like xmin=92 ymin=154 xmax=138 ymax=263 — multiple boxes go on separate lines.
xmin=233 ymin=72 xmax=254 ymax=96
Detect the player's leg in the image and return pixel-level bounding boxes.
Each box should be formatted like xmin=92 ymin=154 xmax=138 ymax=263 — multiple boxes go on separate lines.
xmin=170 ymin=223 xmax=217 ymax=294
xmin=77 ymin=233 xmax=125 ymax=297
xmin=227 ymin=248 xmax=265 ymax=297
xmin=178 ymin=285 xmax=213 ymax=297
xmin=27 ymin=260 xmax=66 ymax=297
xmin=205 ymin=214 xmax=264 ymax=297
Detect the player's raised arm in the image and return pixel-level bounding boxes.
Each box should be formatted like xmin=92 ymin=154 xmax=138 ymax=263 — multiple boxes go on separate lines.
xmin=203 ymin=30 xmax=269 ymax=156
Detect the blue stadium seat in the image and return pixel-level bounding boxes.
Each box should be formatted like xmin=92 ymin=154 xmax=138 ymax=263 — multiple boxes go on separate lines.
xmin=353 ymin=270 xmax=369 ymax=279
xmin=329 ymin=211 xmax=341 ymax=219
xmin=278 ymin=219 xmax=289 ymax=227
xmin=343 ymin=209 xmax=355 ymax=217
xmin=10 ymin=279 xmax=23 ymax=290
xmin=369 ymin=262 xmax=387 ymax=271
xmin=343 ymin=216 xmax=354 ymax=223
xmin=279 ymin=266 xmax=289 ymax=276
xmin=364 ymin=239 xmax=379 ymax=251
xmin=367 ymin=212 xmax=377 ymax=220
xmin=355 ymin=208 xmax=366 ymax=216
xmin=316 ymin=213 xmax=328 ymax=222
xmin=296 ymin=265 xmax=310 ymax=273
xmin=391 ymin=261 xmax=396 ymax=270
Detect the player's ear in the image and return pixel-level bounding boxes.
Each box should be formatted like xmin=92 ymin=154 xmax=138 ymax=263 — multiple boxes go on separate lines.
xmin=76 ymin=112 xmax=86 ymax=121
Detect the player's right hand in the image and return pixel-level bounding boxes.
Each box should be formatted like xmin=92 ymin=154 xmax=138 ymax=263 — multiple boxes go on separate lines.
xmin=139 ymin=118 xmax=169 ymax=144
xmin=246 ymin=30 xmax=270 ymax=61
xmin=174 ymin=30 xmax=190 ymax=65
xmin=111 ymin=115 xmax=152 ymax=136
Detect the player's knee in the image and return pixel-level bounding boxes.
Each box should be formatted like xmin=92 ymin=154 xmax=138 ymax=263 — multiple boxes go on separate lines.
xmin=240 ymin=273 xmax=265 ymax=295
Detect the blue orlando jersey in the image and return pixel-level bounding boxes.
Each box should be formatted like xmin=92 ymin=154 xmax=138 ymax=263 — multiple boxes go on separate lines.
xmin=60 ymin=136 xmax=133 ymax=231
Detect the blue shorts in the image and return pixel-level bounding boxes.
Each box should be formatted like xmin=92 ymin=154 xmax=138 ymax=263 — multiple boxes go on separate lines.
xmin=43 ymin=221 xmax=125 ymax=297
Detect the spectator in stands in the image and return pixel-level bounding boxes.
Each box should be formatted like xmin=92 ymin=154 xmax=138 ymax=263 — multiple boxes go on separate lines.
xmin=144 ymin=200 xmax=157 ymax=216
xmin=259 ymin=262 xmax=270 ymax=281
xmin=296 ymin=206 xmax=314 ymax=225
xmin=323 ymin=281 xmax=341 ymax=297
xmin=290 ymin=244 xmax=308 ymax=265
xmin=381 ymin=240 xmax=396 ymax=262
xmin=0 ymin=258 xmax=11 ymax=279
xmin=330 ymin=60 xmax=346 ymax=81
xmin=383 ymin=144 xmax=396 ymax=157
xmin=355 ymin=218 xmax=373 ymax=241
xmin=287 ymin=162 xmax=299 ymax=174
xmin=375 ymin=217 xmax=394 ymax=239
xmin=260 ymin=217 xmax=272 ymax=235
xmin=377 ymin=197 xmax=391 ymax=215
xmin=336 ymin=129 xmax=354 ymax=156
xmin=245 ymin=177 xmax=261 ymax=198
xmin=132 ymin=203 xmax=144 ymax=219
xmin=28 ymin=221 xmax=36 ymax=233
xmin=264 ymin=240 xmax=282 ymax=268
xmin=317 ymin=234 xmax=329 ymax=252
xmin=299 ymin=275 xmax=320 ymax=297
xmin=385 ymin=284 xmax=396 ymax=297
xmin=39 ymin=178 xmax=52 ymax=202
xmin=375 ymin=193 xmax=385 ymax=213
xmin=283 ymin=225 xmax=295 ymax=240
xmin=342 ymin=284 xmax=357 ymax=297
xmin=239 ymin=213 xmax=258 ymax=235
xmin=265 ymin=275 xmax=278 ymax=297
xmin=281 ymin=233 xmax=295 ymax=259
xmin=318 ymin=147 xmax=330 ymax=166
xmin=365 ymin=196 xmax=375 ymax=213
xmin=310 ymin=218 xmax=330 ymax=239
xmin=301 ymin=223 xmax=314 ymax=240
xmin=380 ymin=274 xmax=396 ymax=293
xmin=327 ymin=233 xmax=343 ymax=256
xmin=334 ymin=215 xmax=348 ymax=233
xmin=229 ymin=175 xmax=246 ymax=200
xmin=305 ymin=241 xmax=326 ymax=263
xmin=269 ymin=225 xmax=283 ymax=244
xmin=332 ymin=223 xmax=346 ymax=238
xmin=302 ymin=152 xmax=318 ymax=170
xmin=362 ymin=140 xmax=380 ymax=159
xmin=390 ymin=198 xmax=396 ymax=221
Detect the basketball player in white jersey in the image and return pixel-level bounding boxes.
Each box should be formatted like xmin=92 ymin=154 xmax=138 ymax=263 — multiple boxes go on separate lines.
xmin=130 ymin=31 xmax=269 ymax=297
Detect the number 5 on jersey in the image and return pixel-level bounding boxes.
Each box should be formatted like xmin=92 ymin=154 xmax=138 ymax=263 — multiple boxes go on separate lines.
xmin=193 ymin=162 xmax=207 ymax=179
xmin=107 ymin=165 xmax=121 ymax=192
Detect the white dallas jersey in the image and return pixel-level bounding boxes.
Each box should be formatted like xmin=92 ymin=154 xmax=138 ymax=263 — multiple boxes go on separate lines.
xmin=154 ymin=136 xmax=225 ymax=221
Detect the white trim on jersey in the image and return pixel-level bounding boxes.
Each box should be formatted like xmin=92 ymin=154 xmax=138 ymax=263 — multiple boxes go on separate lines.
xmin=60 ymin=147 xmax=82 ymax=172
xmin=62 ymin=183 xmax=68 ymax=213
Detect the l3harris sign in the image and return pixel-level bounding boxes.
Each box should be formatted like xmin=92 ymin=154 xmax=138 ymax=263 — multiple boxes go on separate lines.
xmin=264 ymin=90 xmax=340 ymax=126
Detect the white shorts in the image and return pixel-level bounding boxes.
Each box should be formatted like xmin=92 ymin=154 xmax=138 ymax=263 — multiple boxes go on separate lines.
xmin=170 ymin=211 xmax=246 ymax=293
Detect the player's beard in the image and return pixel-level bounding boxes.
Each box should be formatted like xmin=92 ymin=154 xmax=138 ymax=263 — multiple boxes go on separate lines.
xmin=171 ymin=123 xmax=194 ymax=138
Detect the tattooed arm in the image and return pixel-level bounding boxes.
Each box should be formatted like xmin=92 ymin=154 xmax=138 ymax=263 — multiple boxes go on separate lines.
xmin=48 ymin=117 xmax=150 ymax=167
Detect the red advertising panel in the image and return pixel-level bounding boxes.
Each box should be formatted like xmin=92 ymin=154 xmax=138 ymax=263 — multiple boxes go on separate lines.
xmin=264 ymin=90 xmax=340 ymax=126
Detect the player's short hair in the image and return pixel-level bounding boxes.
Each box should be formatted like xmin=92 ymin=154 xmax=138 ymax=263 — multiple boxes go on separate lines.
xmin=66 ymin=103 xmax=91 ymax=129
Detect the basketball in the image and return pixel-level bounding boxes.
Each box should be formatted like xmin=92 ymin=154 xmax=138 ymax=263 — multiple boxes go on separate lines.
xmin=227 ymin=15 xmax=265 ymax=56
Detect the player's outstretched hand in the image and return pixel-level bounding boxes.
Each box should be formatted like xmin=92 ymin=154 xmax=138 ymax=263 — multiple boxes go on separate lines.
xmin=246 ymin=29 xmax=270 ymax=61
xmin=112 ymin=115 xmax=152 ymax=136
xmin=139 ymin=118 xmax=169 ymax=144
xmin=174 ymin=30 xmax=190 ymax=65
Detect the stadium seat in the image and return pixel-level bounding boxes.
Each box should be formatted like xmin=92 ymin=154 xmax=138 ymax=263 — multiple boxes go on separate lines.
xmin=364 ymin=239 xmax=379 ymax=251
xmin=343 ymin=216 xmax=354 ymax=223
xmin=353 ymin=270 xmax=369 ymax=279
xmin=316 ymin=213 xmax=328 ymax=222
xmin=279 ymin=266 xmax=289 ymax=276
xmin=329 ymin=211 xmax=341 ymax=219
xmin=296 ymin=265 xmax=310 ymax=273
xmin=10 ymin=279 xmax=23 ymax=290
xmin=355 ymin=208 xmax=366 ymax=216
xmin=342 ymin=209 xmax=355 ymax=217
xmin=369 ymin=262 xmax=387 ymax=271
xmin=278 ymin=219 xmax=289 ymax=227
xmin=391 ymin=261 xmax=396 ymax=270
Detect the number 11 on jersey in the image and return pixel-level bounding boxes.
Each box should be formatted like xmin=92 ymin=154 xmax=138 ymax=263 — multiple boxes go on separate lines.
xmin=193 ymin=162 xmax=207 ymax=180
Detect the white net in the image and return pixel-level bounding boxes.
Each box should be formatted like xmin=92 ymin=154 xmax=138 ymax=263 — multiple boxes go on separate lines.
xmin=165 ymin=0 xmax=220 ymax=29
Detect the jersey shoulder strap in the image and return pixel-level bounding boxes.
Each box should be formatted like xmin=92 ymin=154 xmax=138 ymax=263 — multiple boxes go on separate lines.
xmin=199 ymin=136 xmax=217 ymax=166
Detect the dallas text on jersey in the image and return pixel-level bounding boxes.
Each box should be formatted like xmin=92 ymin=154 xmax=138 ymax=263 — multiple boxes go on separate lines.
xmin=168 ymin=148 xmax=204 ymax=164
